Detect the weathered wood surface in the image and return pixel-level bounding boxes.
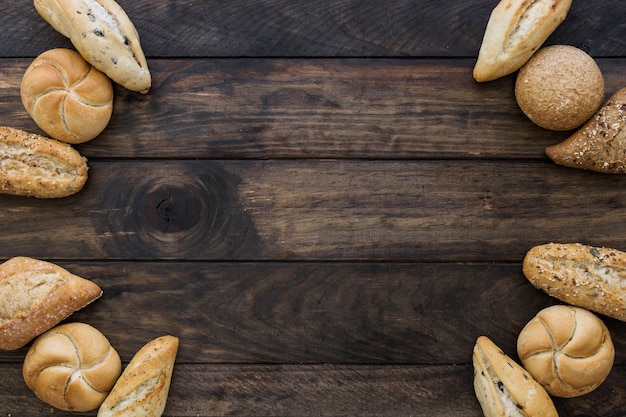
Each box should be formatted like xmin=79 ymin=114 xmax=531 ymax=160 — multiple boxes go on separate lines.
xmin=1 ymin=0 xmax=626 ymax=416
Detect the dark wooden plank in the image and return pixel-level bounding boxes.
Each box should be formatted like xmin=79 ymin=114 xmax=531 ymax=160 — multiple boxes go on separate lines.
xmin=1 ymin=1 xmax=625 ymax=58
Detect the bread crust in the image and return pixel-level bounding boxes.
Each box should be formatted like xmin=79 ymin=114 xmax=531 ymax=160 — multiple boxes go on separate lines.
xmin=0 ymin=126 xmax=88 ymax=198
xmin=0 ymin=257 xmax=102 ymax=350
xmin=473 ymin=0 xmax=572 ymax=82
xmin=34 ymin=0 xmax=151 ymax=93
xmin=523 ymin=243 xmax=626 ymax=321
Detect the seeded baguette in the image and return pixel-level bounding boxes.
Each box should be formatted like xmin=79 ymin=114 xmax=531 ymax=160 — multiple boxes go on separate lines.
xmin=0 ymin=126 xmax=88 ymax=198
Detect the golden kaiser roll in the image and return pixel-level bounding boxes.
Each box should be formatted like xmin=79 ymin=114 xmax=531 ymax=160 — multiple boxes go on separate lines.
xmin=21 ymin=48 xmax=114 ymax=144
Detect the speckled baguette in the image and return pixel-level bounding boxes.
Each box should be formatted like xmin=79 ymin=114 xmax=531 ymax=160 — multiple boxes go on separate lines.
xmin=546 ymin=88 xmax=626 ymax=173
xmin=473 ymin=336 xmax=558 ymax=417
xmin=0 ymin=257 xmax=102 ymax=350
xmin=473 ymin=0 xmax=572 ymax=82
xmin=0 ymin=126 xmax=88 ymax=198
xmin=523 ymin=243 xmax=626 ymax=321
xmin=34 ymin=0 xmax=151 ymax=93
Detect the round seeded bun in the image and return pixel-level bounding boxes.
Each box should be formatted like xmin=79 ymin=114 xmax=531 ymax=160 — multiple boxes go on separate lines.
xmin=515 ymin=45 xmax=604 ymax=131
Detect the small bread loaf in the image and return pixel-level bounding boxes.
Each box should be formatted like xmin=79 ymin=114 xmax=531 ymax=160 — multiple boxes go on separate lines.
xmin=23 ymin=322 xmax=122 ymax=411
xmin=34 ymin=0 xmax=151 ymax=93
xmin=546 ymin=88 xmax=626 ymax=173
xmin=473 ymin=0 xmax=572 ymax=82
xmin=515 ymin=45 xmax=605 ymax=131
xmin=523 ymin=243 xmax=626 ymax=321
xmin=0 ymin=126 xmax=88 ymax=198
xmin=21 ymin=48 xmax=114 ymax=144
xmin=517 ymin=305 xmax=614 ymax=398
xmin=0 ymin=256 xmax=102 ymax=350
xmin=98 ymin=335 xmax=178 ymax=417
xmin=473 ymin=336 xmax=558 ymax=417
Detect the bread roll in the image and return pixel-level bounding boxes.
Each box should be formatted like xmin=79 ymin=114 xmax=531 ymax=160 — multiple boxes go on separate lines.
xmin=21 ymin=48 xmax=114 ymax=144
xmin=515 ymin=45 xmax=604 ymax=131
xmin=472 ymin=336 xmax=558 ymax=417
xmin=473 ymin=0 xmax=572 ymax=82
xmin=98 ymin=335 xmax=178 ymax=417
xmin=523 ymin=243 xmax=626 ymax=321
xmin=34 ymin=0 xmax=151 ymax=93
xmin=517 ymin=305 xmax=614 ymax=398
xmin=0 ymin=126 xmax=88 ymax=198
xmin=23 ymin=322 xmax=121 ymax=411
xmin=0 ymin=257 xmax=102 ymax=350
xmin=545 ymin=87 xmax=626 ymax=173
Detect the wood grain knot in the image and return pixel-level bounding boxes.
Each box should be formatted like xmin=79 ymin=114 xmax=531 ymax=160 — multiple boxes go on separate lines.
xmin=143 ymin=187 xmax=202 ymax=233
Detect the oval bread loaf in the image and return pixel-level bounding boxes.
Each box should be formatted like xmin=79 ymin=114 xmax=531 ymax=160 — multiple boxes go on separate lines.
xmin=0 ymin=126 xmax=88 ymax=198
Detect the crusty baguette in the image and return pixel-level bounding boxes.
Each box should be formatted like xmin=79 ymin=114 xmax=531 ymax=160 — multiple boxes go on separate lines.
xmin=0 ymin=126 xmax=88 ymax=198
xmin=523 ymin=243 xmax=626 ymax=321
xmin=545 ymin=88 xmax=626 ymax=173
xmin=34 ymin=0 xmax=151 ymax=93
xmin=473 ymin=336 xmax=558 ymax=417
xmin=98 ymin=335 xmax=179 ymax=417
xmin=473 ymin=0 xmax=572 ymax=82
xmin=0 ymin=257 xmax=102 ymax=350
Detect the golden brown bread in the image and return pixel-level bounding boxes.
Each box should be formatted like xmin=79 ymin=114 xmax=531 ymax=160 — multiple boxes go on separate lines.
xmin=546 ymin=88 xmax=626 ymax=173
xmin=473 ymin=0 xmax=572 ymax=82
xmin=523 ymin=243 xmax=626 ymax=321
xmin=473 ymin=336 xmax=558 ymax=417
xmin=0 ymin=126 xmax=88 ymax=198
xmin=515 ymin=45 xmax=604 ymax=131
xmin=23 ymin=322 xmax=122 ymax=411
xmin=0 ymin=257 xmax=102 ymax=350
xmin=98 ymin=335 xmax=179 ymax=417
xmin=34 ymin=0 xmax=151 ymax=93
xmin=21 ymin=48 xmax=114 ymax=144
xmin=517 ymin=305 xmax=614 ymax=398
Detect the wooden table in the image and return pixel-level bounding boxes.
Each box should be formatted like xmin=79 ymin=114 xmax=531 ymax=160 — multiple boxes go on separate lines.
xmin=1 ymin=1 xmax=625 ymax=415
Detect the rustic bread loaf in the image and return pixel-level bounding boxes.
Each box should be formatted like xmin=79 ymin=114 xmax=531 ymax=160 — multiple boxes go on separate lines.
xmin=473 ymin=0 xmax=572 ymax=82
xmin=545 ymin=87 xmax=626 ymax=173
xmin=523 ymin=243 xmax=626 ymax=321
xmin=0 ymin=257 xmax=102 ymax=350
xmin=21 ymin=48 xmax=114 ymax=144
xmin=0 ymin=126 xmax=88 ymax=198
xmin=515 ymin=45 xmax=605 ymax=131
xmin=98 ymin=335 xmax=178 ymax=417
xmin=517 ymin=305 xmax=614 ymax=398
xmin=34 ymin=0 xmax=151 ymax=93
xmin=23 ymin=322 xmax=122 ymax=411
xmin=473 ymin=336 xmax=558 ymax=417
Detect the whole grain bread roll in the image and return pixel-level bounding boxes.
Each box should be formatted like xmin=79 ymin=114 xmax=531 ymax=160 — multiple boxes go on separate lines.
xmin=473 ymin=336 xmax=558 ymax=417
xmin=0 ymin=126 xmax=88 ymax=198
xmin=473 ymin=0 xmax=572 ymax=82
xmin=23 ymin=322 xmax=122 ymax=411
xmin=21 ymin=48 xmax=114 ymax=144
xmin=523 ymin=243 xmax=626 ymax=321
xmin=0 ymin=257 xmax=102 ymax=350
xmin=98 ymin=335 xmax=179 ymax=417
xmin=517 ymin=305 xmax=614 ymax=398
xmin=34 ymin=0 xmax=151 ymax=93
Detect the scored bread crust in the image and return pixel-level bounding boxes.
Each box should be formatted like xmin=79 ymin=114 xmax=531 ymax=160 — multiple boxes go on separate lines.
xmin=523 ymin=243 xmax=626 ymax=321
xmin=0 ymin=257 xmax=102 ymax=350
xmin=98 ymin=335 xmax=179 ymax=417
xmin=473 ymin=0 xmax=572 ymax=82
xmin=0 ymin=126 xmax=88 ymax=198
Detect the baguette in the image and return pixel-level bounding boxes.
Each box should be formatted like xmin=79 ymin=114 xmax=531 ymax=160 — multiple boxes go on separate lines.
xmin=0 ymin=257 xmax=102 ymax=350
xmin=473 ymin=0 xmax=572 ymax=82
xmin=0 ymin=126 xmax=88 ymax=198
xmin=98 ymin=335 xmax=179 ymax=417
xmin=523 ymin=243 xmax=626 ymax=321
xmin=473 ymin=336 xmax=558 ymax=417
xmin=34 ymin=0 xmax=151 ymax=93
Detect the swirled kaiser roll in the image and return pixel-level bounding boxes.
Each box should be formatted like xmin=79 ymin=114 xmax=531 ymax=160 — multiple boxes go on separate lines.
xmin=34 ymin=0 xmax=151 ymax=93
xmin=21 ymin=48 xmax=114 ymax=144
xmin=0 ymin=126 xmax=88 ymax=198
